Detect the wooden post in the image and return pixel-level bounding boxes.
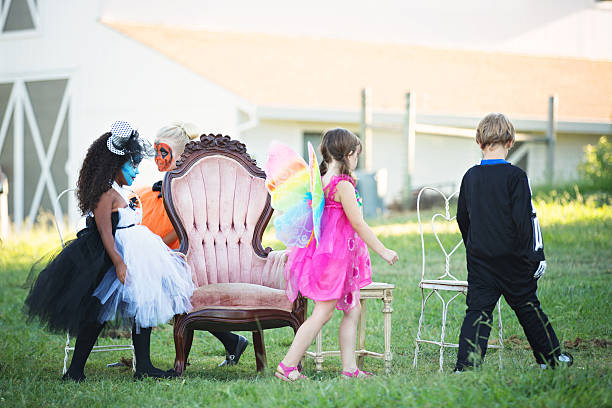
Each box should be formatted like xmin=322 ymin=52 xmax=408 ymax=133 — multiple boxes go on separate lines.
xmin=360 ymin=88 xmax=373 ymax=171
xmin=402 ymin=92 xmax=416 ymax=204
xmin=546 ymin=95 xmax=558 ymax=184
xmin=0 ymin=167 xmax=8 ymax=241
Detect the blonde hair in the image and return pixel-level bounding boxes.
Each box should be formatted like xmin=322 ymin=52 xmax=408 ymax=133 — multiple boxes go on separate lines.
xmin=155 ymin=122 xmax=200 ymax=147
xmin=476 ymin=113 xmax=515 ymax=149
xmin=319 ymin=128 xmax=361 ymax=179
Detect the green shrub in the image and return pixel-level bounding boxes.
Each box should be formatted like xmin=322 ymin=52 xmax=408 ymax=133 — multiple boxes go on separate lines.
xmin=579 ymin=136 xmax=612 ymax=191
xmin=533 ymin=183 xmax=611 ymax=207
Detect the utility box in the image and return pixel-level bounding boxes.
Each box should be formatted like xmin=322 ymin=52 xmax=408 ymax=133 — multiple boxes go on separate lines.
xmin=355 ymin=170 xmax=385 ymax=219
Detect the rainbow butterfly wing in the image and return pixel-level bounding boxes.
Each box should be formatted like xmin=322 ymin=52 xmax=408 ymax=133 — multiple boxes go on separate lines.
xmin=308 ymin=142 xmax=324 ymax=245
xmin=265 ymin=142 xmax=314 ymax=248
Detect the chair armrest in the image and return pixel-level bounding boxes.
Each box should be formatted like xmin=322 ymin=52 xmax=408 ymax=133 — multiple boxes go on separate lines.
xmin=261 ymin=250 xmax=288 ymax=290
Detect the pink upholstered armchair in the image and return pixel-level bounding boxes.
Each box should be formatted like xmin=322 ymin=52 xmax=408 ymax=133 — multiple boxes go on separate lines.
xmin=163 ymin=134 xmax=306 ymax=375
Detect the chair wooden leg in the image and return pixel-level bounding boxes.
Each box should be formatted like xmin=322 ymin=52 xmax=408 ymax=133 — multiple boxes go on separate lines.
xmin=252 ymin=330 xmax=267 ymax=372
xmin=382 ymin=293 xmax=393 ymax=374
xmin=298 ymin=300 xmax=307 ymax=370
xmin=173 ymin=314 xmax=188 ymax=376
xmin=184 ymin=328 xmax=194 ymax=366
xmin=357 ymin=299 xmax=367 ymax=369
xmin=314 ymin=330 xmax=323 ymax=372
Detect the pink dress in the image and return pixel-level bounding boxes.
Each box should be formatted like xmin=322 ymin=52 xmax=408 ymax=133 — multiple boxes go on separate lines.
xmin=284 ymin=174 xmax=372 ymax=311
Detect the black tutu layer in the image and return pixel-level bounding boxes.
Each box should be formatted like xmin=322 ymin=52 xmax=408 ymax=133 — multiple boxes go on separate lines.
xmin=24 ymin=212 xmax=120 ymax=336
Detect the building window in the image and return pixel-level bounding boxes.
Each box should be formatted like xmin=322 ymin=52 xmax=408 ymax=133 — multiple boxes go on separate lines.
xmin=303 ymin=132 xmax=322 ymax=163
xmin=1 ymin=0 xmax=40 ymax=35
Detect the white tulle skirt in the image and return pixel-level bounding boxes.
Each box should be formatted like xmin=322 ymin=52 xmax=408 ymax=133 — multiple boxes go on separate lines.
xmin=93 ymin=224 xmax=194 ymax=331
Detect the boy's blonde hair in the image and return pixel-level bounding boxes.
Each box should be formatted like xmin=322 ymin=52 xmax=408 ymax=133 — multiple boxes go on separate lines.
xmin=476 ymin=113 xmax=515 ymax=149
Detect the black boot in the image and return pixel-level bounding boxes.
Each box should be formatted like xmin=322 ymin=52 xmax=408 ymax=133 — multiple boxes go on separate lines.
xmin=210 ymin=332 xmax=249 ymax=367
xmin=132 ymin=326 xmax=177 ymax=380
xmin=62 ymin=322 xmax=105 ymax=382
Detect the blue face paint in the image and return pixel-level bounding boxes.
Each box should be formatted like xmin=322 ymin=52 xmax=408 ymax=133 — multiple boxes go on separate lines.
xmin=121 ymin=161 xmax=139 ymax=186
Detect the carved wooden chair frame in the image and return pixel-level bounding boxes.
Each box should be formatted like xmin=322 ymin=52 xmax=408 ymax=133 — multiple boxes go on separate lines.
xmin=163 ymin=134 xmax=306 ymax=374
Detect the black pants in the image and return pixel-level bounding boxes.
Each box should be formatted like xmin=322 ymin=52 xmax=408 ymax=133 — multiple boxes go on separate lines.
xmin=455 ymin=254 xmax=560 ymax=370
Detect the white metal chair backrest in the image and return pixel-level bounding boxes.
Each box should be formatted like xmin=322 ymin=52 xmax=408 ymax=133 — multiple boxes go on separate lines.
xmin=53 ymin=188 xmax=83 ymax=248
xmin=52 ymin=188 xmax=136 ymax=374
xmin=416 ymin=187 xmax=463 ymax=282
xmin=53 ymin=187 xmax=143 ymax=245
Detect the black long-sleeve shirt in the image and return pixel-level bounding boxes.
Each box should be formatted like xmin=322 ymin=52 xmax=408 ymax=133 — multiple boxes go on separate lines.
xmin=457 ymin=160 xmax=545 ymax=264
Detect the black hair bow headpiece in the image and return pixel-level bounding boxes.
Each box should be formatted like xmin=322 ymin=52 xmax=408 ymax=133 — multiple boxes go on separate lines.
xmin=106 ymin=121 xmax=154 ymax=164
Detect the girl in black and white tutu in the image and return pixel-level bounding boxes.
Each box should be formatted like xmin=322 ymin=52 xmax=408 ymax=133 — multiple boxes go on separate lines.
xmin=24 ymin=121 xmax=194 ymax=381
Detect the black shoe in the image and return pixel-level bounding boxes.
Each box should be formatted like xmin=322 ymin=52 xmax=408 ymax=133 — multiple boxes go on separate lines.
xmin=134 ymin=369 xmax=178 ymax=380
xmin=540 ymin=352 xmax=574 ymax=369
xmin=62 ymin=372 xmax=86 ymax=383
xmin=453 ymin=361 xmax=474 ymax=373
xmin=555 ymin=352 xmax=574 ymax=367
xmin=218 ymin=335 xmax=249 ymax=367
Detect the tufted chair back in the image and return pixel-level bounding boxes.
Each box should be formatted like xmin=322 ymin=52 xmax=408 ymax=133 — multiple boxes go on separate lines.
xmin=163 ymin=134 xmax=282 ymax=289
xmin=164 ymin=134 xmax=305 ymax=377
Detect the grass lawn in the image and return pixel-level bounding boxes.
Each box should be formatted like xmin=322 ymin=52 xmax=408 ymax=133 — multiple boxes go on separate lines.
xmin=0 ymin=194 xmax=610 ymax=407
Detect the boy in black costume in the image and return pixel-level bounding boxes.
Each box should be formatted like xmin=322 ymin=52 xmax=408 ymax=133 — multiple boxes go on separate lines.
xmin=454 ymin=113 xmax=573 ymax=371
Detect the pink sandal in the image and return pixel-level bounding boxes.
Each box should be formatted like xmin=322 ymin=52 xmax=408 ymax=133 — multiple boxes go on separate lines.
xmin=341 ymin=368 xmax=374 ymax=378
xmin=275 ymin=362 xmax=307 ymax=382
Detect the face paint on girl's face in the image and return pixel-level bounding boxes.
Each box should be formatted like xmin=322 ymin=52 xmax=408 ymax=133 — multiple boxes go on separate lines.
xmin=121 ymin=161 xmax=139 ymax=186
xmin=154 ymin=142 xmax=173 ymax=172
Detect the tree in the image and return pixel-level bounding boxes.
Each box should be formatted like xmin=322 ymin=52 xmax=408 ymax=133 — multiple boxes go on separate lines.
xmin=579 ymin=136 xmax=612 ymax=191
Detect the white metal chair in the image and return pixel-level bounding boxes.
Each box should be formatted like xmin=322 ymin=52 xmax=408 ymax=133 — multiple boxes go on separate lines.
xmin=412 ymin=187 xmax=503 ymax=371
xmin=53 ymin=188 xmax=135 ymax=374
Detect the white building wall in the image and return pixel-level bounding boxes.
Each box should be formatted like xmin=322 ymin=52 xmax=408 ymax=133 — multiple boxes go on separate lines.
xmin=241 ymin=120 xmax=305 ymax=166
xmin=242 ymin=119 xmax=363 ymax=166
xmin=243 ymin=118 xmax=603 ymax=204
xmin=368 ymin=130 xmax=480 ymax=203
xmin=243 ymin=119 xmax=482 ymax=203
xmin=1 ymin=0 xmax=246 ymax=226
xmin=528 ymin=133 xmax=602 ymax=184
xmin=2 ymin=1 xmax=606 ymax=229
xmin=554 ymin=134 xmax=601 ymax=182
xmin=414 ymin=133 xmax=480 ymax=190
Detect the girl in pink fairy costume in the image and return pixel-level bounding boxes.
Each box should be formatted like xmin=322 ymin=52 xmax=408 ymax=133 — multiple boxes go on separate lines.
xmin=275 ymin=128 xmax=399 ymax=381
